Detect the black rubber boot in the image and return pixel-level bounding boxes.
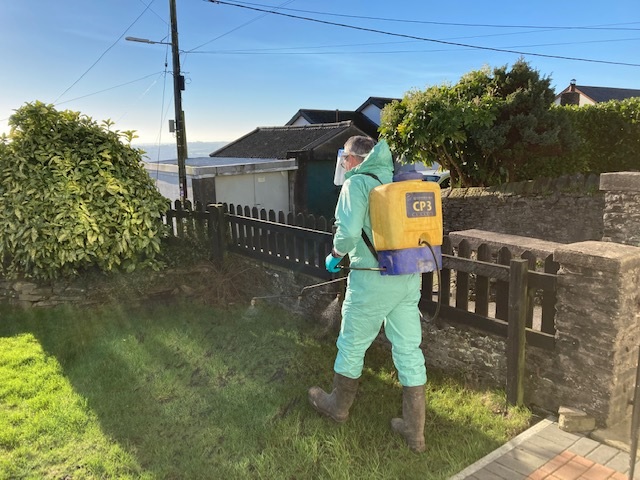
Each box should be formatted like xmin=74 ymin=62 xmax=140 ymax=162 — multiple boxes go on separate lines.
xmin=391 ymin=385 xmax=426 ymax=453
xmin=308 ymin=373 xmax=359 ymax=423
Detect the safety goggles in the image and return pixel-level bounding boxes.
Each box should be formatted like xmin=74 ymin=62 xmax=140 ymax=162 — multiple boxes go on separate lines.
xmin=339 ymin=151 xmax=365 ymax=169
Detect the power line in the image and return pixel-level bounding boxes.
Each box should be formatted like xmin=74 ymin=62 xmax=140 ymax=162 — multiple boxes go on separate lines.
xmin=221 ymin=1 xmax=640 ymax=31
xmin=186 ymin=0 xmax=297 ymax=53
xmin=137 ymin=0 xmax=169 ymax=26
xmin=55 ymin=72 xmax=166 ymax=106
xmin=152 ymin=24 xmax=173 ymax=167
xmin=188 ymin=36 xmax=640 ymax=56
xmin=209 ymin=1 xmax=640 ymax=68
xmin=53 ymin=0 xmax=158 ymax=104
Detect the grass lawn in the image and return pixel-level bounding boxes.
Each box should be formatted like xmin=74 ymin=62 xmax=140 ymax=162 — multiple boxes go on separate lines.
xmin=0 ymin=300 xmax=532 ymax=479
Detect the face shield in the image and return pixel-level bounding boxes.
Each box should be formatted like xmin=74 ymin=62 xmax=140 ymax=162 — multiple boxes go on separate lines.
xmin=333 ymin=148 xmax=347 ymax=186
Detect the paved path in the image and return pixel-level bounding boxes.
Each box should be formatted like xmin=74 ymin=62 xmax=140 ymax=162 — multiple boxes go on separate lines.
xmin=450 ymin=418 xmax=639 ymax=480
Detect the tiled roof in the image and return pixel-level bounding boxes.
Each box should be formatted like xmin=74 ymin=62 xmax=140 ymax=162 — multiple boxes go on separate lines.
xmin=285 ymin=109 xmax=360 ymax=125
xmin=356 ymin=96 xmax=400 ymax=111
xmin=285 ymin=109 xmax=380 ymax=137
xmin=209 ymin=122 xmax=361 ymax=158
xmin=575 ymin=85 xmax=640 ymax=103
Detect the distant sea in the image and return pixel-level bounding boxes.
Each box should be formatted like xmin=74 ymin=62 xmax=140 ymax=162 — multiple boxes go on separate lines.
xmin=134 ymin=141 xmax=228 ymax=162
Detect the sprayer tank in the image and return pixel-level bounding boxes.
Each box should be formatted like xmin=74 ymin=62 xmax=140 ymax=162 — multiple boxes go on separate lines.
xmin=369 ymin=179 xmax=443 ymax=275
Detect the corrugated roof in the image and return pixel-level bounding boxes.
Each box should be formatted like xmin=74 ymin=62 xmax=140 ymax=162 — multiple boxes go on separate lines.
xmin=209 ymin=122 xmax=359 ymax=158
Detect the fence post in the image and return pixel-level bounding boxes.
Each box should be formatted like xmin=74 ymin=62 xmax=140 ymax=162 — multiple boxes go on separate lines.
xmin=208 ymin=204 xmax=227 ymax=266
xmin=506 ymin=258 xmax=528 ymax=406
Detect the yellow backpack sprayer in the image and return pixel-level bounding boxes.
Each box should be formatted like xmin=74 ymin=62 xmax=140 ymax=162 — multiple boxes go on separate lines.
xmin=369 ymin=176 xmax=443 ymax=275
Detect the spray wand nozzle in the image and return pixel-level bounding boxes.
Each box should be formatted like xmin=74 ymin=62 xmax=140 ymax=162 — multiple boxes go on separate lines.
xmin=338 ymin=265 xmax=385 ymax=271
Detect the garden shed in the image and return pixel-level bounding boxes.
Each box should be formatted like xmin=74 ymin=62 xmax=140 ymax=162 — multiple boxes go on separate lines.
xmin=208 ymin=121 xmax=368 ymax=218
xmin=144 ymin=156 xmax=297 ymax=213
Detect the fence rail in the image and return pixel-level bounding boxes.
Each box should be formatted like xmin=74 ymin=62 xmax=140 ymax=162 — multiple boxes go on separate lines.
xmin=420 ymin=237 xmax=557 ymax=351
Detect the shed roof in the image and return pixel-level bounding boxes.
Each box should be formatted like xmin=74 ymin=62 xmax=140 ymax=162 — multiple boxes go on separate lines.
xmin=209 ymin=121 xmax=363 ymax=158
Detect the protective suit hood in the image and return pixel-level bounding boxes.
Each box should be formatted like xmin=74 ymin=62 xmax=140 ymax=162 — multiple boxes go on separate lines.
xmin=345 ymin=139 xmax=394 ymax=184
xmin=332 ymin=140 xmax=394 ymax=268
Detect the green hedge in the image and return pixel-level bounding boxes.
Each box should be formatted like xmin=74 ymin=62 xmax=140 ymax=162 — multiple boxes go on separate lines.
xmin=562 ymin=98 xmax=640 ymax=174
xmin=0 ymin=102 xmax=168 ymax=279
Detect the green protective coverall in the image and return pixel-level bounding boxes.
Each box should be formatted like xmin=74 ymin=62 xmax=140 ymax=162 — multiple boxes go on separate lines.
xmin=332 ymin=140 xmax=427 ymax=387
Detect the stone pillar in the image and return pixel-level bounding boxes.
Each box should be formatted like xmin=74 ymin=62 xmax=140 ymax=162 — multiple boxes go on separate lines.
xmin=552 ymin=241 xmax=640 ymax=427
xmin=600 ymin=171 xmax=640 ymax=247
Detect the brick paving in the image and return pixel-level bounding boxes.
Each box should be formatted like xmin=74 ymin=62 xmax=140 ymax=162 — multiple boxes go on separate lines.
xmin=450 ymin=418 xmax=639 ymax=480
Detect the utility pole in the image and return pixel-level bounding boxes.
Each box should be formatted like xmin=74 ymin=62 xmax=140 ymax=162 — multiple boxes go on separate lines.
xmin=126 ymin=0 xmax=188 ymax=203
xmin=170 ymin=0 xmax=188 ymax=203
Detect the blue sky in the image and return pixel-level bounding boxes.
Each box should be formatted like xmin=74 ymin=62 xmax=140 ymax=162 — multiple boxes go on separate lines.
xmin=1 ymin=0 xmax=639 ymax=146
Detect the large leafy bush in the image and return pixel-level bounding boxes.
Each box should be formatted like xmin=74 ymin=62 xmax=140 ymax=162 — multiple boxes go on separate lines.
xmin=0 ymin=102 xmax=168 ymax=279
xmin=380 ymin=59 xmax=576 ymax=186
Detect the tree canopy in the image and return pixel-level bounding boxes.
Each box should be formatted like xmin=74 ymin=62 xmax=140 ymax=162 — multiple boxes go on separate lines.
xmin=380 ymin=59 xmax=575 ymax=186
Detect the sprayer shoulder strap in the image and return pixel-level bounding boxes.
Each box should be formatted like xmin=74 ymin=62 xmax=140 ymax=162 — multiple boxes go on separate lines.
xmin=357 ymin=172 xmax=383 ymax=261
xmin=359 ymin=172 xmax=382 ymax=184
xmin=361 ymin=231 xmax=378 ymax=261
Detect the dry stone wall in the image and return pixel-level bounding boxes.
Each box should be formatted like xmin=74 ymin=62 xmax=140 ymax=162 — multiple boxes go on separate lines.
xmin=601 ymin=171 xmax=640 ymax=247
xmin=442 ymin=174 xmax=603 ymax=243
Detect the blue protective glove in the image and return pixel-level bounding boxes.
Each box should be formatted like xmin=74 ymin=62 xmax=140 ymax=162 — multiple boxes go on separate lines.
xmin=325 ymin=253 xmax=343 ymax=273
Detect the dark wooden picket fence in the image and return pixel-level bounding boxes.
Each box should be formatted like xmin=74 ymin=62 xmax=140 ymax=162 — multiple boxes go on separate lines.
xmin=420 ymin=237 xmax=557 ymax=351
xmin=224 ymin=204 xmax=334 ymax=279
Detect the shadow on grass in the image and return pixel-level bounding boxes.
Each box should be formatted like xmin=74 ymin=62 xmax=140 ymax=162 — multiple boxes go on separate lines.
xmin=0 ymin=302 xmax=523 ymax=479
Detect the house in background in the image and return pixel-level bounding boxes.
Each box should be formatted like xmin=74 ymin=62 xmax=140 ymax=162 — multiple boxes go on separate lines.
xmin=356 ymin=96 xmax=399 ymax=127
xmin=285 ymin=97 xmax=399 ymax=139
xmin=554 ymin=79 xmax=640 ymax=106
xmin=208 ymin=121 xmax=368 ymax=218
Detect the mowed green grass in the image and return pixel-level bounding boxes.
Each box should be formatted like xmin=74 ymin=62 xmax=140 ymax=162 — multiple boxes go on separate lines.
xmin=0 ymin=302 xmax=531 ymax=479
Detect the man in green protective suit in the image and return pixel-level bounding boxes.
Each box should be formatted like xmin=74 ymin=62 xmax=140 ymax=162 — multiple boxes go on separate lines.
xmin=308 ymin=136 xmax=427 ymax=453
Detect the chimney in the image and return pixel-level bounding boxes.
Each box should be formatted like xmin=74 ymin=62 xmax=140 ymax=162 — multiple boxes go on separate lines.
xmin=569 ymin=79 xmax=576 ymax=92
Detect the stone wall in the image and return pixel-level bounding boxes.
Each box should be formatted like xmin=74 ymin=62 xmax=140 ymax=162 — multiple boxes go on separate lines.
xmin=600 ymin=171 xmax=640 ymax=247
xmin=442 ymin=173 xmax=604 ymax=243
xmin=0 ymin=278 xmax=95 ymax=308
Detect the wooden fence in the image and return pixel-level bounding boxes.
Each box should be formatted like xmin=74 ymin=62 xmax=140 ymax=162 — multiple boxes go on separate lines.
xmin=225 ymin=204 xmax=333 ymax=279
xmin=420 ymin=236 xmax=557 ymax=351
xmin=162 ymin=201 xmax=557 ymax=341
xmin=162 ymin=201 xmax=558 ymax=405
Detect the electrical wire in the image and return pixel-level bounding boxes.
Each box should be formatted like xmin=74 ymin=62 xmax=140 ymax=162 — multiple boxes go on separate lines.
xmin=208 ymin=1 xmax=640 ymax=68
xmin=137 ymin=0 xmax=169 ymax=26
xmin=115 ymin=75 xmax=163 ymax=124
xmin=53 ymin=0 xmax=158 ymax=104
xmin=54 ymin=72 xmax=166 ymax=106
xmin=220 ymin=2 xmax=640 ymax=32
xmin=186 ymin=0 xmax=297 ymax=53
xmin=189 ymin=36 xmax=640 ymax=56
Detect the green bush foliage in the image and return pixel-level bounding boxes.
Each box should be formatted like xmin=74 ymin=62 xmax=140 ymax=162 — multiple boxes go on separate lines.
xmin=380 ymin=59 xmax=577 ymax=187
xmin=0 ymin=102 xmax=168 ymax=279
